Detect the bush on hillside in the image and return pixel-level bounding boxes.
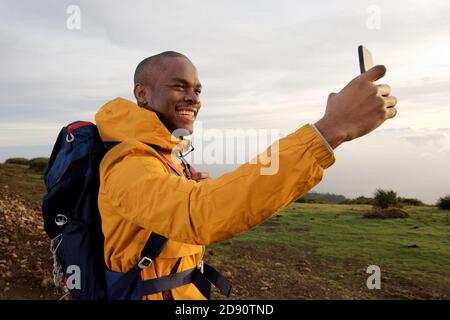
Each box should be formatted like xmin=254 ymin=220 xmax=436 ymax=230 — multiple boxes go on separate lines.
xmin=373 ymin=188 xmax=398 ymax=209
xmin=437 ymin=195 xmax=450 ymax=210
xmin=5 ymin=157 xmax=30 ymax=165
xmin=29 ymin=157 xmax=49 ymax=174
xmin=364 ymin=208 xmax=409 ymax=219
xmin=295 ymin=197 xmax=325 ymax=204
xmin=398 ymin=197 xmax=425 ymax=207
xmin=340 ymin=196 xmax=374 ymax=205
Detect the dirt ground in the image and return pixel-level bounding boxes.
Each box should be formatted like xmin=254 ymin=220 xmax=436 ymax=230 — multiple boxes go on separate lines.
xmin=0 ymin=188 xmax=63 ymax=299
xmin=0 ymin=163 xmax=448 ymax=300
xmin=205 ymin=242 xmax=449 ymax=300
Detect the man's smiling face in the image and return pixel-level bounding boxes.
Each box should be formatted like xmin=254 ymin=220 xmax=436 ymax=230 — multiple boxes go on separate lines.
xmin=136 ymin=56 xmax=202 ymax=135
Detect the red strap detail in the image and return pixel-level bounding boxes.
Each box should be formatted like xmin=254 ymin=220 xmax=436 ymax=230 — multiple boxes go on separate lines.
xmin=188 ymin=164 xmax=197 ymax=177
xmin=67 ymin=121 xmax=94 ymax=134
xmin=158 ymin=155 xmax=182 ymax=176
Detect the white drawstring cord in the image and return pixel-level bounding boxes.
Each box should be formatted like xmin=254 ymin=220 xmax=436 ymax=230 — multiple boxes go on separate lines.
xmin=50 ymin=234 xmax=63 ymax=287
xmin=59 ymin=292 xmax=69 ymax=300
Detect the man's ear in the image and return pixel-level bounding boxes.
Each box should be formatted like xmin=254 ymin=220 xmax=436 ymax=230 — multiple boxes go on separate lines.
xmin=134 ymin=83 xmax=151 ymax=107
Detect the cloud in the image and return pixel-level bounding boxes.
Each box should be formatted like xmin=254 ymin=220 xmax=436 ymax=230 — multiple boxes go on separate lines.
xmin=401 ymin=133 xmax=448 ymax=148
xmin=1 ymin=0 xmax=450 ymax=129
xmin=1 ymin=0 xmax=450 ymax=204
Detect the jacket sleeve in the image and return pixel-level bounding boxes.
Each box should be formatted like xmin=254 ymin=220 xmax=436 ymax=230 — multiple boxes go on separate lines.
xmin=98 ymin=124 xmax=335 ymax=245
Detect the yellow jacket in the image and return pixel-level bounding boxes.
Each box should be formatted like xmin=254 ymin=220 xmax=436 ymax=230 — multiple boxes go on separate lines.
xmin=95 ymin=97 xmax=335 ymax=300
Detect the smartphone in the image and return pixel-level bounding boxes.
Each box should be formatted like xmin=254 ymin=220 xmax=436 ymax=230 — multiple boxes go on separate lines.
xmin=358 ymin=45 xmax=374 ymax=74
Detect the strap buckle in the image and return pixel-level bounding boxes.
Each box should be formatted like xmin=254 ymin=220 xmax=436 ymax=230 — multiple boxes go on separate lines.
xmin=197 ymin=260 xmax=204 ymax=274
xmin=138 ymin=257 xmax=153 ymax=269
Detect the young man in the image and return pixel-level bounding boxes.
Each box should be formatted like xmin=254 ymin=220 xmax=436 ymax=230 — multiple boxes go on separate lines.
xmin=95 ymin=51 xmax=397 ymax=300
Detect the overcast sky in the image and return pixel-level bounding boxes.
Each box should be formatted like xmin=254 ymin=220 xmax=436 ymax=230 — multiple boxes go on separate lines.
xmin=0 ymin=0 xmax=449 ymax=204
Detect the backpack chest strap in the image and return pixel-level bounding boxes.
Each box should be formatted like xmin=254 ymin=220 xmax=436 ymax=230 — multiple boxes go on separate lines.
xmin=105 ymin=262 xmax=231 ymax=300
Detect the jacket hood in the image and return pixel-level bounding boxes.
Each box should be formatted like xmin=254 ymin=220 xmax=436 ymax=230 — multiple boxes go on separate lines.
xmin=95 ymin=97 xmax=184 ymax=151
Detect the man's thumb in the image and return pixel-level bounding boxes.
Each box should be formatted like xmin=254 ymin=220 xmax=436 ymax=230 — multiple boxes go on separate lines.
xmin=361 ymin=65 xmax=387 ymax=82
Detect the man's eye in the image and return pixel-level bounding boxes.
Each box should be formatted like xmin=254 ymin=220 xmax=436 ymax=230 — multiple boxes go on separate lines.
xmin=173 ymin=85 xmax=184 ymax=90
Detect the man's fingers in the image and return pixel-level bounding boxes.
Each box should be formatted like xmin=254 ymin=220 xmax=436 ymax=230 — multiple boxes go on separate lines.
xmin=382 ymin=95 xmax=397 ymax=108
xmin=361 ymin=65 xmax=387 ymax=82
xmin=385 ymin=107 xmax=397 ymax=119
xmin=192 ymin=172 xmax=210 ymax=181
xmin=376 ymin=84 xmax=391 ymax=97
xmin=200 ymin=172 xmax=210 ymax=179
xmin=383 ymin=95 xmax=398 ymax=119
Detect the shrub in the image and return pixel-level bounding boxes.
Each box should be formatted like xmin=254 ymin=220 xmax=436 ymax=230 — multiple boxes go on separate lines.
xmin=364 ymin=208 xmax=409 ymax=219
xmin=355 ymin=196 xmax=374 ymax=205
xmin=306 ymin=198 xmax=325 ymax=204
xmin=5 ymin=157 xmax=30 ymax=165
xmin=295 ymin=192 xmax=344 ymax=204
xmin=436 ymin=195 xmax=450 ymax=210
xmin=295 ymin=197 xmax=324 ymax=204
xmin=340 ymin=196 xmax=374 ymax=205
xmin=373 ymin=188 xmax=398 ymax=209
xmin=28 ymin=157 xmax=49 ymax=173
xmin=398 ymin=197 xmax=425 ymax=207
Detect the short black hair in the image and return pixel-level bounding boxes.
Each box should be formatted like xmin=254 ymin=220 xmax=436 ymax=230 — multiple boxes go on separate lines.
xmin=134 ymin=51 xmax=188 ymax=87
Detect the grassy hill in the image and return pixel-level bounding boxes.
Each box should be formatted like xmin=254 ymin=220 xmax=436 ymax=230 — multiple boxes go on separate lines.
xmin=206 ymin=203 xmax=450 ymax=299
xmin=0 ymin=162 xmax=449 ymax=299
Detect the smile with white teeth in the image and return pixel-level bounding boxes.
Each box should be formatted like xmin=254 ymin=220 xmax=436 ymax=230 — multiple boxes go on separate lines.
xmin=176 ymin=109 xmax=196 ymax=121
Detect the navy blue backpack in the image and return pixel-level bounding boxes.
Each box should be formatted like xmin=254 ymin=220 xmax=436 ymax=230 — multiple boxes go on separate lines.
xmin=42 ymin=121 xmax=231 ymax=300
xmin=42 ymin=121 xmax=109 ymax=299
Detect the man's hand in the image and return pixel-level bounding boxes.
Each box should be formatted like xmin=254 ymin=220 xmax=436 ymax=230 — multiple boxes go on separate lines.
xmin=314 ymin=65 xmax=397 ymax=149
xmin=191 ymin=172 xmax=211 ymax=182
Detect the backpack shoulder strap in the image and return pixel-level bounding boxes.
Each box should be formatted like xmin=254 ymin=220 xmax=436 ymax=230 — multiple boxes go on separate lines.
xmin=103 ymin=142 xmax=232 ymax=300
xmin=137 ymin=232 xmax=168 ymax=268
xmin=135 ymin=145 xmax=184 ymax=268
xmin=102 ymin=142 xmax=171 ymax=266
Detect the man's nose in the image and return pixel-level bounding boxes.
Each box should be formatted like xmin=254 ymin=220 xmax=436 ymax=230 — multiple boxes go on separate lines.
xmin=184 ymin=89 xmax=200 ymax=104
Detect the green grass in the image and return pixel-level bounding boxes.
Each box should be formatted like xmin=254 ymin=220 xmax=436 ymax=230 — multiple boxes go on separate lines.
xmin=215 ymin=203 xmax=450 ymax=290
xmin=1 ymin=163 xmax=449 ymax=298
